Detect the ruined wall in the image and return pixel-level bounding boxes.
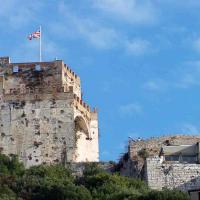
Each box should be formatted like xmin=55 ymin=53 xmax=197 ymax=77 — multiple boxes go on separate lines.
xmin=129 ymin=135 xmax=200 ymax=159
xmin=145 ymin=157 xmax=200 ymax=192
xmin=120 ymin=135 xmax=200 ymax=179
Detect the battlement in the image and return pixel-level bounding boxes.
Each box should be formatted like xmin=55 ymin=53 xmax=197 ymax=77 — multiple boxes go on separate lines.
xmin=64 ymin=64 xmax=79 ymax=80
xmin=62 ymin=64 xmax=81 ymax=98
xmin=0 ymin=57 xmax=83 ymax=97
xmin=73 ymin=93 xmax=97 ymax=120
xmin=0 ymin=57 xmax=97 ymax=125
xmin=0 ymin=56 xmax=95 ymax=119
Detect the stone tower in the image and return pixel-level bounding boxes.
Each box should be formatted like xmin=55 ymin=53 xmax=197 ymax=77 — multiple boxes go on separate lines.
xmin=0 ymin=57 xmax=99 ymax=168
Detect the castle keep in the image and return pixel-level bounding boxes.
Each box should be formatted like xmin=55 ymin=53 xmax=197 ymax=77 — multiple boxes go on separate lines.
xmin=0 ymin=57 xmax=99 ymax=168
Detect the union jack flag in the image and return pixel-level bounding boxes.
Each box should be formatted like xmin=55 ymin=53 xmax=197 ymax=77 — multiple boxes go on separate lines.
xmin=28 ymin=30 xmax=40 ymax=40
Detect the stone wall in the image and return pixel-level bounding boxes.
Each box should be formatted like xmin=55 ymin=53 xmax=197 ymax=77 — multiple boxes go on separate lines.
xmin=120 ymin=135 xmax=200 ymax=180
xmin=74 ymin=110 xmax=99 ymax=162
xmin=0 ymin=57 xmax=99 ymax=167
xmin=145 ymin=157 xmax=200 ymax=192
xmin=129 ymin=135 xmax=200 ymax=159
xmin=0 ymin=97 xmax=75 ymax=168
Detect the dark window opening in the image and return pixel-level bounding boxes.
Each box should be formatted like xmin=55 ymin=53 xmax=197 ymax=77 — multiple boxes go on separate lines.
xmin=165 ymin=155 xmax=197 ymax=163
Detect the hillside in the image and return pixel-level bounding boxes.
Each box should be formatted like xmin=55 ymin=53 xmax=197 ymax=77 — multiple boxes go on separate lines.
xmin=0 ymin=153 xmax=189 ymax=200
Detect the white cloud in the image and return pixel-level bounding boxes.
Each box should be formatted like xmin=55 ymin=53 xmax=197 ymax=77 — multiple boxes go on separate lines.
xmin=143 ymin=61 xmax=200 ymax=92
xmin=93 ymin=0 xmax=157 ymax=24
xmin=54 ymin=1 xmax=155 ymax=54
xmin=143 ymin=79 xmax=169 ymax=91
xmin=56 ymin=2 xmax=119 ymax=50
xmin=0 ymin=0 xmax=43 ymax=29
xmin=79 ymin=24 xmax=119 ymax=49
xmin=125 ymin=39 xmax=151 ymax=56
xmin=119 ymin=103 xmax=142 ymax=116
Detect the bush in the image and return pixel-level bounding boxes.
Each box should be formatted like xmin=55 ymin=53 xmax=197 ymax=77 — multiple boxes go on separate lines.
xmin=0 ymin=186 xmax=17 ymax=200
xmin=80 ymin=171 xmax=149 ymax=200
xmin=13 ymin=165 xmax=78 ymax=200
xmin=83 ymin=162 xmax=103 ymax=177
xmin=140 ymin=189 xmax=189 ymax=200
xmin=0 ymin=154 xmax=24 ymax=177
xmin=138 ymin=149 xmax=149 ymax=159
xmin=0 ymin=154 xmax=190 ymax=200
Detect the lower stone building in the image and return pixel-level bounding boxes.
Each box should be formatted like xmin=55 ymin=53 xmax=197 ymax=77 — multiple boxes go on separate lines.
xmin=119 ymin=135 xmax=200 ymax=200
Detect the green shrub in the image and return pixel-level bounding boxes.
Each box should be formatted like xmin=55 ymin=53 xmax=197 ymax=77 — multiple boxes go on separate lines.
xmin=0 ymin=153 xmax=190 ymax=200
xmin=140 ymin=189 xmax=189 ymax=200
xmin=0 ymin=186 xmax=17 ymax=200
xmin=83 ymin=162 xmax=103 ymax=176
xmin=0 ymin=154 xmax=24 ymax=177
xmin=138 ymin=149 xmax=149 ymax=159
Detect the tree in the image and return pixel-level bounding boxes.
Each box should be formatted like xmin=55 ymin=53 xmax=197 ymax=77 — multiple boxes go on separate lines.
xmin=140 ymin=190 xmax=189 ymax=200
xmin=14 ymin=164 xmax=92 ymax=200
xmin=0 ymin=154 xmax=24 ymax=176
xmin=0 ymin=154 xmax=190 ymax=200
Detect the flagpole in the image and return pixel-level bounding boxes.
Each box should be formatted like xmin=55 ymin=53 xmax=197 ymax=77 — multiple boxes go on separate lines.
xmin=39 ymin=26 xmax=42 ymax=62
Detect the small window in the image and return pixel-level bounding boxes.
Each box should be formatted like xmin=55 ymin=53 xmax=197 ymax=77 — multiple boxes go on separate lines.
xmin=13 ymin=66 xmax=19 ymax=73
xmin=35 ymin=65 xmax=41 ymax=71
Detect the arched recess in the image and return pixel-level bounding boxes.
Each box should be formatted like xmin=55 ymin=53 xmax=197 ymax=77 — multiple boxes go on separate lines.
xmin=74 ymin=115 xmax=91 ymax=162
xmin=74 ymin=115 xmax=89 ymax=138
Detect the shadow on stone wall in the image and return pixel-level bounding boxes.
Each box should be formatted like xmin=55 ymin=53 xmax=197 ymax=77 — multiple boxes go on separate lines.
xmin=176 ymin=175 xmax=200 ymax=192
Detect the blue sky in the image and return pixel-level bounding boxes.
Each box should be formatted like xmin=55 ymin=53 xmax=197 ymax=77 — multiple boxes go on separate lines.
xmin=1 ymin=0 xmax=200 ymax=161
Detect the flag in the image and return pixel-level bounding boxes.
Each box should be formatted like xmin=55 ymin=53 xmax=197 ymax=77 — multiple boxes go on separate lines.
xmin=28 ymin=30 xmax=40 ymax=40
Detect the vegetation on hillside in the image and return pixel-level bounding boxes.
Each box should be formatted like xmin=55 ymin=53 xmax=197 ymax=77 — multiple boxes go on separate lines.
xmin=0 ymin=154 xmax=189 ymax=200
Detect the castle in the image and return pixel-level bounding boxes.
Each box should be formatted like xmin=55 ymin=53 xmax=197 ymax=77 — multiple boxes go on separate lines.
xmin=0 ymin=57 xmax=99 ymax=168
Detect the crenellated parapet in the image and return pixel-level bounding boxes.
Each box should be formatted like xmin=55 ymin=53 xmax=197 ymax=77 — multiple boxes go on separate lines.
xmin=62 ymin=64 xmax=81 ymax=98
xmin=64 ymin=64 xmax=79 ymax=80
xmin=73 ymin=93 xmax=97 ymax=121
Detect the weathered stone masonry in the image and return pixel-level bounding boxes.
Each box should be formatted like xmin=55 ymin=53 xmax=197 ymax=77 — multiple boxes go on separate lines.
xmin=145 ymin=157 xmax=200 ymax=191
xmin=120 ymin=135 xmax=200 ymax=193
xmin=0 ymin=57 xmax=99 ymax=167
